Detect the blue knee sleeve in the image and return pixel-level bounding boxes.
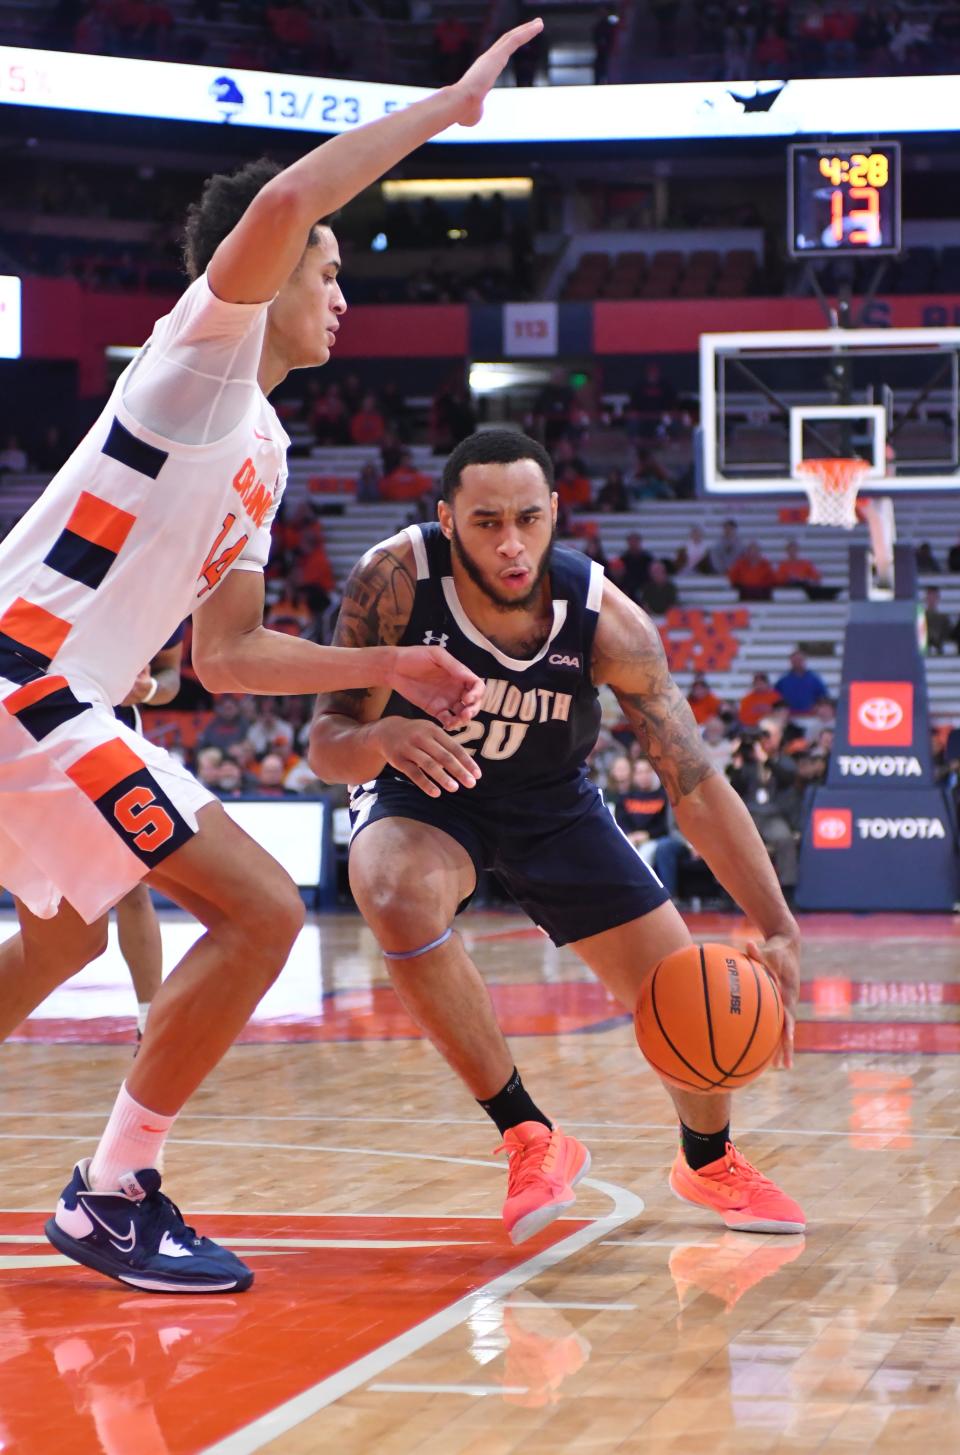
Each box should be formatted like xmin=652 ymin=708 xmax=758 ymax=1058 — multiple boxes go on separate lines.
xmin=381 ymin=926 xmax=454 ymax=961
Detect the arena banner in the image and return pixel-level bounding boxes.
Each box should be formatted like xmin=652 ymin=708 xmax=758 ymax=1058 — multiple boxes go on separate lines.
xmin=4 ymin=46 xmax=960 ymax=142
xmin=593 ymin=297 xmax=960 ymax=354
xmin=797 ymin=602 xmax=959 ymax=911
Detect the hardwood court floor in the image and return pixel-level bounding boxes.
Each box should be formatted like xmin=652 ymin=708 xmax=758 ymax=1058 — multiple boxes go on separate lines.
xmin=3 ymin=907 xmax=960 ymax=1454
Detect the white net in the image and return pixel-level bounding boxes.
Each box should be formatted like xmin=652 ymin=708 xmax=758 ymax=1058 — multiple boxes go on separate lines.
xmin=795 ymin=457 xmax=872 ymax=530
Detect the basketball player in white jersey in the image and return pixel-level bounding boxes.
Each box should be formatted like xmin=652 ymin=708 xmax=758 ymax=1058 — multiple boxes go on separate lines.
xmin=0 ymin=18 xmax=543 ymax=1294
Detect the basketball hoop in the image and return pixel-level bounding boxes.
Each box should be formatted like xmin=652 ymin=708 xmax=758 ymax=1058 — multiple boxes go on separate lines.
xmin=795 ymin=457 xmax=872 ymax=530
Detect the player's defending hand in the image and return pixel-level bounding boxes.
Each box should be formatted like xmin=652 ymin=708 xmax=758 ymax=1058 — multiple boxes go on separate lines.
xmin=448 ymin=17 xmax=544 ymax=128
xmin=746 ymin=931 xmax=800 ymax=1071
xmin=385 ymin=645 xmax=484 ymax=732
xmin=371 ymin=716 xmax=482 ymax=798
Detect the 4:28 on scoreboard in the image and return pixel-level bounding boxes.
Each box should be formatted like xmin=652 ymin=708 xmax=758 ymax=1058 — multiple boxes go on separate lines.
xmin=788 ymin=142 xmax=901 ymax=258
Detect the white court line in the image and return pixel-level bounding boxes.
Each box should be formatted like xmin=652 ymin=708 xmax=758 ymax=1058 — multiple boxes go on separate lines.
xmin=369 ymin=1383 xmax=528 ymax=1397
xmin=505 ymin=1299 xmax=637 ymax=1310
xmin=200 ymin=1174 xmax=642 ymax=1455
xmin=1 ymin=1118 xmax=955 ymax=1143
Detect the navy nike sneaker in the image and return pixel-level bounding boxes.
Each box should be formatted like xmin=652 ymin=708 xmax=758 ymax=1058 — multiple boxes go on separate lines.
xmin=45 ymin=1160 xmax=253 ymax=1294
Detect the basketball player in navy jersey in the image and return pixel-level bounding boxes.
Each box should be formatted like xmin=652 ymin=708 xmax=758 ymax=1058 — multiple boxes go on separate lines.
xmin=310 ymin=430 xmax=804 ymax=1242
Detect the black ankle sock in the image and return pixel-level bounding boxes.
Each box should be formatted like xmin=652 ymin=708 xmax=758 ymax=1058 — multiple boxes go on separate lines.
xmin=680 ymin=1121 xmax=730 ymax=1170
xmin=478 ymin=1067 xmax=551 ymax=1136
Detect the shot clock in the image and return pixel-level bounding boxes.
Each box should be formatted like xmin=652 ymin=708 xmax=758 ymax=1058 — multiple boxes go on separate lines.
xmin=788 ymin=142 xmax=901 ymax=258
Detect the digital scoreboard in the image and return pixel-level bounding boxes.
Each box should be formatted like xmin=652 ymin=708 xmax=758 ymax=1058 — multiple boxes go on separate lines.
xmin=788 ymin=141 xmax=901 ymax=258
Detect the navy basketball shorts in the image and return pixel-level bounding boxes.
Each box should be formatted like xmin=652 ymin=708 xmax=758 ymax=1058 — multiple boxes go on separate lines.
xmin=349 ymin=772 xmax=670 ymax=947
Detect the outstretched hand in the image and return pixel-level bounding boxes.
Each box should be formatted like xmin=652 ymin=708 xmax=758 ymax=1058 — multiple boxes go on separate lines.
xmin=387 ymin=644 xmax=484 ymax=730
xmin=448 ymin=17 xmax=544 ymax=128
xmin=745 ymin=932 xmax=800 ymax=1070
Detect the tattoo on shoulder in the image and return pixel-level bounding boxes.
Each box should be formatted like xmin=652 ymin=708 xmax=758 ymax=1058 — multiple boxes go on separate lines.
xmin=315 ymin=544 xmax=415 ymax=720
xmin=598 ymin=610 xmax=714 ymax=805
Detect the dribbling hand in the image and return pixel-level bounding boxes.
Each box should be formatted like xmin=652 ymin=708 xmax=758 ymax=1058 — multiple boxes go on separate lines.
xmin=745 ymin=932 xmax=800 ymax=1070
xmin=449 ymin=18 xmax=544 ymax=128
xmin=385 ymin=644 xmax=484 ymax=731
xmin=372 ymin=716 xmax=482 ymax=798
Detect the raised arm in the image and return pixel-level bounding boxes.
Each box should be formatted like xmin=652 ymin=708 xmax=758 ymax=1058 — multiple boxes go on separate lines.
xmin=309 ymin=536 xmax=481 ymax=797
xmin=591 ymin=578 xmax=800 ymax=1062
xmin=208 ymin=19 xmax=544 ymax=304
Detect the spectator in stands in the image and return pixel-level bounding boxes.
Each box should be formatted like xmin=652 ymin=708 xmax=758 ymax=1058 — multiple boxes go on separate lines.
xmin=555 ymin=460 xmax=593 ymax=513
xmin=916 ymin=541 xmax=942 ymax=573
xmin=605 ymin=754 xmax=632 ymax=800
xmin=775 ymin=650 xmax=829 ymax=713
xmin=627 ymin=362 xmax=676 ymax=437
xmin=924 ymin=586 xmax=952 ymax=654
xmin=0 ymin=434 xmax=28 ymax=474
xmin=611 ymin=757 xmax=687 ymax=897
xmin=596 ymin=468 xmax=629 ymax=512
xmin=687 ymin=673 xmax=723 ymax=725
xmin=380 ymin=448 xmax=433 ymax=502
xmin=247 ymin=699 xmax=295 ymax=758
xmin=701 ymin=715 xmax=735 ymax=774
xmin=581 ymin=532 xmax=611 ymax=574
xmin=640 ymin=559 xmax=678 ymax=617
xmin=194 ymin=746 xmax=224 ymax=792
xmin=296 ymin=528 xmax=335 ymax=612
xmin=727 ymin=725 xmax=800 ymax=897
xmin=631 ymin=445 xmax=674 ymax=501
xmin=949 ymin=534 xmax=960 ymax=573
xmin=533 ymin=368 xmax=576 ymax=450
xmin=355 ymin=460 xmax=383 ymax=503
xmin=431 ymin=385 xmax=476 ymax=453
xmin=739 ymin=671 xmax=782 ymax=728
xmin=266 ymin=586 xmax=314 ymax=637
xmin=349 ymin=393 xmax=386 ymax=447
xmin=380 ymin=380 xmax=411 ymax=440
xmin=775 ymin=539 xmax=822 ymax=589
xmin=197 ymin=695 xmax=249 ymax=753
xmin=214 ymin=759 xmax=247 ymax=799
xmin=310 ymin=383 xmax=350 ymax=445
xmin=674 ymin=524 xmax=710 ymax=575
xmin=614 ymin=531 xmax=653 ymax=601
xmin=252 ymin=751 xmax=297 ymax=799
xmin=729 ymin=540 xmax=776 ymax=601
xmin=708 ymin=518 xmax=742 ymax=575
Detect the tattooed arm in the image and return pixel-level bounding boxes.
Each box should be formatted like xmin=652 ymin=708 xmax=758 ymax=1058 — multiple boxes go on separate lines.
xmin=193 ymin=541 xmax=480 ymax=724
xmin=592 ymin=578 xmax=800 ymax=1062
xmin=308 ymin=535 xmax=482 ymax=797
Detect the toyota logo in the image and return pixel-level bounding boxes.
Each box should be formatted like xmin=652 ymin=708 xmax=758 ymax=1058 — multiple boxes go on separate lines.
xmin=818 ymin=816 xmax=849 ymax=840
xmin=857 ymin=696 xmax=904 ymax=732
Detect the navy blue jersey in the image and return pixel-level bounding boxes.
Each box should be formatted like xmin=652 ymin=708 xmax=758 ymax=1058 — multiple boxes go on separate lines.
xmin=377 ymin=523 xmax=606 ymax=797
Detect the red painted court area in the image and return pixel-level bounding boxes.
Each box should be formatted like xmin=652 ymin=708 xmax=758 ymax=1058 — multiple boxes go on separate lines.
xmin=0 ymin=1211 xmax=585 ymax=1455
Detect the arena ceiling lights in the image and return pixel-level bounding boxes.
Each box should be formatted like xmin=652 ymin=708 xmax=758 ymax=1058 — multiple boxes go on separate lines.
xmin=3 ymin=47 xmax=960 ymax=142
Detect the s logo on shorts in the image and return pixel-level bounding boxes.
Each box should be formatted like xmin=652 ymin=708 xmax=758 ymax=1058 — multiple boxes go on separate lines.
xmin=66 ymin=739 xmax=193 ymax=866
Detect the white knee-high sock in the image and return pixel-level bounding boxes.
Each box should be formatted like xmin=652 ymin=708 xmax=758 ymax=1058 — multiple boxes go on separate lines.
xmin=88 ymin=1082 xmax=176 ymax=1191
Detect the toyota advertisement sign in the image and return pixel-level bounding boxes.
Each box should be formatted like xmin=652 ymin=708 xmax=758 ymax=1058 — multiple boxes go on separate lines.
xmin=798 ymin=601 xmax=957 ymax=911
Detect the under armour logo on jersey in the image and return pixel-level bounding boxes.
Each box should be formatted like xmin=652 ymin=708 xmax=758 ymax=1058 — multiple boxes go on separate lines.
xmin=423 ymin=631 xmax=449 ymax=648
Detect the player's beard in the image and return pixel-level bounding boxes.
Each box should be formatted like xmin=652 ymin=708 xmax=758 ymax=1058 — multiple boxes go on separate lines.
xmin=450 ymin=523 xmax=555 ymax=612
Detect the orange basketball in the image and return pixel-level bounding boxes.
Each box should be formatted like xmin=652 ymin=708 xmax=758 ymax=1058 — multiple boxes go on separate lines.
xmin=634 ymin=943 xmax=783 ymax=1093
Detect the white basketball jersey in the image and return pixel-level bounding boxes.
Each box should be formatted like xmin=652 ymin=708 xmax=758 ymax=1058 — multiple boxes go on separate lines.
xmin=0 ymin=274 xmax=289 ymax=707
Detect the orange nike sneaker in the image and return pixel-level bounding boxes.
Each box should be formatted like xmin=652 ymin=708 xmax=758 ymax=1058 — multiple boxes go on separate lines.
xmin=669 ymin=1142 xmax=805 ymax=1234
xmin=496 ymin=1123 xmax=591 ymax=1245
